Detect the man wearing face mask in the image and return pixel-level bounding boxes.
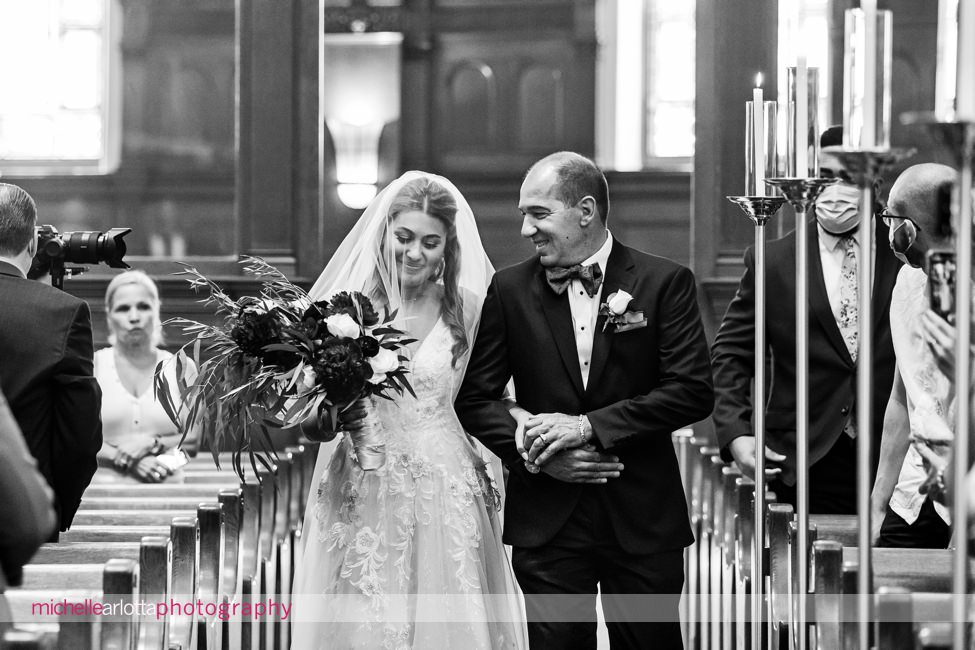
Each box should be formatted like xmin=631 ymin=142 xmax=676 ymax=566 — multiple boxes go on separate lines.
xmin=870 ymin=163 xmax=958 ymax=548
xmin=712 ymin=126 xmax=902 ymax=514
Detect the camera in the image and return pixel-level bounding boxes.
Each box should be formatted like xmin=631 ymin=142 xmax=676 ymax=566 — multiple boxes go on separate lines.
xmin=926 ymin=249 xmax=956 ymax=324
xmin=29 ymin=225 xmax=132 ymax=289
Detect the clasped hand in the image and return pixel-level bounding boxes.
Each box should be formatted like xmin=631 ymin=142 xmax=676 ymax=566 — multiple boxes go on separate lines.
xmin=515 ymin=411 xmax=623 ymax=484
xmin=114 ymin=435 xmax=172 ymax=483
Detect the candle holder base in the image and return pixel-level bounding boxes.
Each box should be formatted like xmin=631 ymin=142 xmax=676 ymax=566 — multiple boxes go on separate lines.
xmin=726 ymin=196 xmax=787 ymax=226
xmin=820 ymin=147 xmax=916 ymax=187
xmin=900 ymin=112 xmax=975 ymax=168
xmin=764 ymin=178 xmax=837 ymax=213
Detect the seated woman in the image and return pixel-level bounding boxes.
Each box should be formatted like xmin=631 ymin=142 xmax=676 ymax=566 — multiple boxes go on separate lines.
xmin=93 ymin=270 xmax=197 ymax=483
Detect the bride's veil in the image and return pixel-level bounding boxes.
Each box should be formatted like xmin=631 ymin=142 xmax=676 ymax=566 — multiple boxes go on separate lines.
xmin=298 ymin=171 xmax=501 ymax=550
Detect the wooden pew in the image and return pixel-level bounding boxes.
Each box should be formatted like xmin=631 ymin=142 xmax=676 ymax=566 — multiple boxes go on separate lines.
xmin=5 ymin=559 xmax=139 ymax=650
xmin=5 ymin=444 xmax=319 ymax=650
xmin=810 ymin=541 xmax=971 ymax=650
xmin=76 ymin=487 xmax=252 ymax=648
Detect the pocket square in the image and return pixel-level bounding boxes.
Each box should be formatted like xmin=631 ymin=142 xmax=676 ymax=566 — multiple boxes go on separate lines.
xmin=613 ymin=311 xmax=647 ymax=333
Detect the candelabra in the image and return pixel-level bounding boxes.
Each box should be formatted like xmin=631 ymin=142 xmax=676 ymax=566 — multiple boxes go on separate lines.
xmin=822 ymin=144 xmax=915 ymax=650
xmin=762 ymin=176 xmax=836 ymax=650
xmin=726 ymin=194 xmax=786 ymax=650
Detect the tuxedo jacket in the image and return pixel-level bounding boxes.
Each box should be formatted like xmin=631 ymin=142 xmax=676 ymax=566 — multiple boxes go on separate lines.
xmin=0 ymin=261 xmax=102 ymax=531
xmin=711 ymin=218 xmax=901 ymax=485
xmin=456 ymin=240 xmax=713 ymax=554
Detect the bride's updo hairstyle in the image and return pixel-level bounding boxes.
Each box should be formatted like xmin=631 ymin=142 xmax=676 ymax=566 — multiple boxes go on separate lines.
xmin=387 ymin=177 xmax=468 ymax=368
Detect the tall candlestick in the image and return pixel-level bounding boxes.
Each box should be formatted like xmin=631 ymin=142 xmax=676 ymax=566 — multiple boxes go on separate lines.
xmin=958 ymin=0 xmax=975 ymax=118
xmin=797 ymin=56 xmax=809 ymax=176
xmin=753 ymin=74 xmax=765 ymax=195
xmin=863 ymin=0 xmax=877 ymax=146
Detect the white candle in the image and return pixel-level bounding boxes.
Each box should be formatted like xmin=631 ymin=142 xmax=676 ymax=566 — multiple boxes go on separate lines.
xmin=796 ymin=56 xmax=808 ymax=177
xmin=863 ymin=0 xmax=877 ymax=146
xmin=958 ymin=0 xmax=975 ymax=119
xmin=753 ymin=74 xmax=765 ymax=196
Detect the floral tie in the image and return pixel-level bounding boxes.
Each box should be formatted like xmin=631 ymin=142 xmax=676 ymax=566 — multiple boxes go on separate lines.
xmin=837 ymin=235 xmax=858 ymax=362
xmin=838 ymin=235 xmax=858 ymax=438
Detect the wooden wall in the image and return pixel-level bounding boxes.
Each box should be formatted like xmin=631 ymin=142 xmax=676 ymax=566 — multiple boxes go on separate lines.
xmin=15 ymin=0 xmax=944 ymax=354
xmin=16 ymin=0 xmax=691 ymax=351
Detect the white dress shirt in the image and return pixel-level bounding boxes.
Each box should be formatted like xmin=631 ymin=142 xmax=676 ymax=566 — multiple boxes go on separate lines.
xmin=568 ymin=232 xmax=613 ymax=389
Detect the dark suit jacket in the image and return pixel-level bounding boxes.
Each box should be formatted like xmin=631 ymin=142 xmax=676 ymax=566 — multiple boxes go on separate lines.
xmin=711 ymin=218 xmax=900 ymax=485
xmin=0 ymin=261 xmax=102 ymax=531
xmin=0 ymin=386 xmax=56 ymax=588
xmin=456 ymin=240 xmax=714 ymax=554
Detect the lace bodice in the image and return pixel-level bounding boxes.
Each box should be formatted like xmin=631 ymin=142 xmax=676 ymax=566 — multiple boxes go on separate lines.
xmin=371 ymin=318 xmax=468 ymax=455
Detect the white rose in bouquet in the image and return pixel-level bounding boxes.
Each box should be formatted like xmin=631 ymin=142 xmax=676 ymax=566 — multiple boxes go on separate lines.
xmin=325 ymin=313 xmax=361 ymax=338
xmin=368 ymin=347 xmax=400 ymax=382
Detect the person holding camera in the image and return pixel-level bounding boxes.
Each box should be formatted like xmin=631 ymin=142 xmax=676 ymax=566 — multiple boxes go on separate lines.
xmin=92 ymin=270 xmax=198 ymax=483
xmin=0 ymin=182 xmax=102 ymax=539
xmin=870 ymin=162 xmax=959 ymax=548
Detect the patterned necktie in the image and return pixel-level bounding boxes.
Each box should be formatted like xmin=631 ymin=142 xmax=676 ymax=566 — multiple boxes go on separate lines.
xmin=837 ymin=235 xmax=859 ymax=363
xmin=838 ymin=235 xmax=859 ymax=438
xmin=545 ymin=263 xmax=603 ymax=297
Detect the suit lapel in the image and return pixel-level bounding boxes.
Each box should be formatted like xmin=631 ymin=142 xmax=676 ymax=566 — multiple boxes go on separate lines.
xmin=586 ymin=243 xmax=636 ymax=396
xmin=536 ymin=266 xmax=585 ymax=398
xmin=806 ymin=219 xmax=854 ymax=364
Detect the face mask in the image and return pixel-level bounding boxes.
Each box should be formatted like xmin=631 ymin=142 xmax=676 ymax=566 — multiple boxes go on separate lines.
xmin=887 ymin=219 xmax=921 ymax=268
xmin=815 ymin=183 xmax=862 ymax=234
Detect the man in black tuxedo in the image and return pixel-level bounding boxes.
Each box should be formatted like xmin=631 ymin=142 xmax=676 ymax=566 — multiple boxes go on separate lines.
xmin=456 ymin=152 xmax=713 ymax=649
xmin=0 ymin=183 xmax=102 ymax=537
xmin=711 ymin=127 xmax=901 ymax=513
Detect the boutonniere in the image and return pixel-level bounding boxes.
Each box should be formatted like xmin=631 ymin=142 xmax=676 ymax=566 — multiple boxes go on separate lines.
xmin=598 ymin=290 xmax=646 ymax=333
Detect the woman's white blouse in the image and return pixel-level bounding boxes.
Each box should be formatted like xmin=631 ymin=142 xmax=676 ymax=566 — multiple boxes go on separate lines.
xmin=93 ymin=347 xmax=187 ymax=444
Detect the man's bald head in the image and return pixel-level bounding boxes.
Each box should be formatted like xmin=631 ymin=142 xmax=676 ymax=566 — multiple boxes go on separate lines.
xmin=888 ymin=163 xmax=955 ymax=241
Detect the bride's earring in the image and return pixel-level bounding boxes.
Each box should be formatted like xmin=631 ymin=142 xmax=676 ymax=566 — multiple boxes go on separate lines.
xmin=431 ymin=259 xmax=445 ymax=282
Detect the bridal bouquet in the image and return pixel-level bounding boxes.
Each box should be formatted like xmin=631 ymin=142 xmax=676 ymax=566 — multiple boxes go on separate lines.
xmin=156 ymin=257 xmax=415 ymax=476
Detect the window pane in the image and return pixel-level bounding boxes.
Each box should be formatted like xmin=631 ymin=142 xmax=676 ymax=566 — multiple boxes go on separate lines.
xmin=0 ymin=0 xmax=109 ymax=166
xmin=651 ymin=102 xmax=695 ymax=158
xmin=60 ymin=30 xmax=102 ymax=110
xmin=646 ymin=0 xmax=695 ymax=158
xmin=54 ymin=112 xmax=102 ymax=158
xmin=1 ymin=115 xmax=55 ymax=157
xmin=60 ymin=0 xmax=103 ymax=26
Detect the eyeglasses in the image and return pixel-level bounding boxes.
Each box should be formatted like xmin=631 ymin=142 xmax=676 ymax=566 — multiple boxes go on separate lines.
xmin=880 ymin=207 xmax=923 ymax=232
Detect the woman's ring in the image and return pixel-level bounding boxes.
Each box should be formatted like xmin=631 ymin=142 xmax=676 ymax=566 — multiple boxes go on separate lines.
xmin=539 ymin=432 xmax=548 ymax=444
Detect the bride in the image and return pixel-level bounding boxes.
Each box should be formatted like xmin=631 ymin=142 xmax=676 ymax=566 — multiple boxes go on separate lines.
xmin=291 ymin=172 xmax=527 ymax=649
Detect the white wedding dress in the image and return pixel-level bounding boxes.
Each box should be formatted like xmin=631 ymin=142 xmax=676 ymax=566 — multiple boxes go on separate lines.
xmin=291 ymin=317 xmax=527 ymax=650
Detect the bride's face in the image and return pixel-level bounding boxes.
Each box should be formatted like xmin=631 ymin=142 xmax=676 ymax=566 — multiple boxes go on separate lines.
xmin=391 ymin=210 xmax=447 ymax=289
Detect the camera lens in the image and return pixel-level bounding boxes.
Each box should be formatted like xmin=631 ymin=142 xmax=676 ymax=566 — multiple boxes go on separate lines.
xmin=61 ymin=228 xmax=131 ymax=268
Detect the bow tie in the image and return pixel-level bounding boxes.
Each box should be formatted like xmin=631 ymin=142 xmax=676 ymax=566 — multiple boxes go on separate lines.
xmin=545 ymin=263 xmax=603 ymax=297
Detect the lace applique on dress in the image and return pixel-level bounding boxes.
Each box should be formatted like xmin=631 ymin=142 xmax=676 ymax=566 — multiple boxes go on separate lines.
xmin=292 ymin=318 xmax=525 ymax=649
